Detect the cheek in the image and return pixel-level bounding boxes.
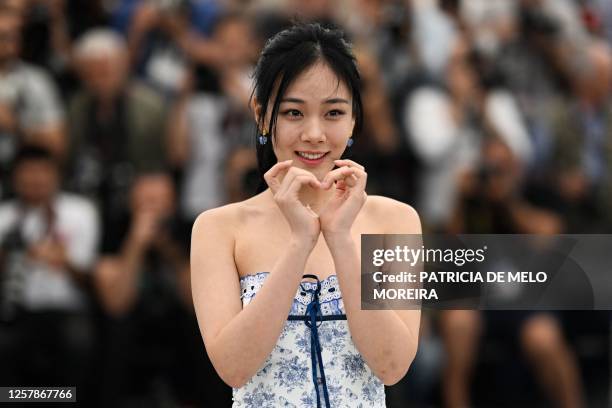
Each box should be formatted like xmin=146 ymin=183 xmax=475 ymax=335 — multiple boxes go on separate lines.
xmin=328 ymin=121 xmax=353 ymax=144
xmin=272 ymin=120 xmax=299 ymax=147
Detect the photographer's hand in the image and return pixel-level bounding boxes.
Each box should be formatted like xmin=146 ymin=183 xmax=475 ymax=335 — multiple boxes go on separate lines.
xmin=0 ymin=103 xmax=17 ymax=133
xmin=28 ymin=237 xmax=69 ymax=270
xmin=127 ymin=210 xmax=159 ymax=251
xmin=152 ymin=227 xmax=188 ymax=271
xmin=95 ymin=211 xmax=162 ymax=317
xmin=28 ymin=236 xmax=89 ymax=287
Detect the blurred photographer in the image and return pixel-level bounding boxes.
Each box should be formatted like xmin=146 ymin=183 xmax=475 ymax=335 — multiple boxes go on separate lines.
xmin=547 ymin=40 xmax=612 ymax=232
xmin=168 ymin=12 xmax=262 ymax=222
xmin=94 ymin=172 xmax=228 ymax=406
xmin=127 ymin=0 xmax=223 ymax=95
xmin=405 ymin=35 xmax=532 ymax=231
xmin=0 ymin=145 xmax=99 ymax=397
xmin=95 ymin=172 xmax=189 ymax=316
xmin=442 ymin=138 xmax=584 ymax=408
xmin=449 ymin=136 xmax=561 ymax=235
xmin=0 ymin=9 xmax=66 ymax=196
xmin=68 ymin=28 xmax=167 ymax=250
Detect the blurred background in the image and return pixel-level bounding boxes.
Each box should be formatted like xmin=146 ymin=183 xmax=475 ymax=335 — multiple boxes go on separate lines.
xmin=0 ymin=0 xmax=610 ymax=406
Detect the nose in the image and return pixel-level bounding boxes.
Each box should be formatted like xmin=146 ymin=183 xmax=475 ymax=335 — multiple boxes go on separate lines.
xmin=300 ymin=118 xmax=326 ymax=143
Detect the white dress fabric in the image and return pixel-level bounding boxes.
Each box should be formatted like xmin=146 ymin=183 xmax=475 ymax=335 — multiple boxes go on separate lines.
xmin=232 ymin=272 xmax=386 ymax=407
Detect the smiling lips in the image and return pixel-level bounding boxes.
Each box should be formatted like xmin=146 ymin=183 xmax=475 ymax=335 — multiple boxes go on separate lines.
xmin=295 ymin=151 xmax=329 ymax=165
xmin=296 ymin=151 xmax=327 ymax=159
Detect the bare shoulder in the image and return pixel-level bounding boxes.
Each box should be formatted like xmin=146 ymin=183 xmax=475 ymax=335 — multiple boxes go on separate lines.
xmin=192 ymin=195 xmax=266 ymax=238
xmin=364 ymin=195 xmax=422 ymax=234
xmin=192 ymin=202 xmax=240 ymax=238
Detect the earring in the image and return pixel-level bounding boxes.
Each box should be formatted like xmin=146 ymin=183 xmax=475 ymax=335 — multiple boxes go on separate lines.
xmin=346 ymin=137 xmax=354 ymax=147
xmin=258 ymin=129 xmax=268 ymax=145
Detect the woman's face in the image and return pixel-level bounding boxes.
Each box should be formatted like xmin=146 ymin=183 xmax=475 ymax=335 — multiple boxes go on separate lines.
xmin=259 ymin=62 xmax=356 ymax=180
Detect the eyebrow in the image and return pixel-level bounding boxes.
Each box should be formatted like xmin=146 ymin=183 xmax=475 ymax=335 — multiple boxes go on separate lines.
xmin=280 ymin=97 xmax=350 ymax=104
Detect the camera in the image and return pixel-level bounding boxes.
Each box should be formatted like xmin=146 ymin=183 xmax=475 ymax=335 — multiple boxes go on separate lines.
xmin=520 ymin=7 xmax=561 ymax=39
xmin=477 ymin=163 xmax=504 ymax=185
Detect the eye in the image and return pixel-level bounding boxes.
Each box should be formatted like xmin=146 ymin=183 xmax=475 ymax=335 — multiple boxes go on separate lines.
xmin=327 ymin=109 xmax=346 ymax=118
xmin=282 ymin=109 xmax=302 ymax=118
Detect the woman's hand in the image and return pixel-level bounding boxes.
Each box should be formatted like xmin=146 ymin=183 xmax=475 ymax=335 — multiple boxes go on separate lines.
xmin=319 ymin=159 xmax=367 ymax=239
xmin=264 ymin=160 xmax=322 ymax=246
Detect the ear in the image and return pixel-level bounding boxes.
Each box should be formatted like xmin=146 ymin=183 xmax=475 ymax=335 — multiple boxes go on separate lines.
xmin=351 ymin=117 xmax=356 ymax=134
xmin=251 ymin=97 xmax=262 ymax=130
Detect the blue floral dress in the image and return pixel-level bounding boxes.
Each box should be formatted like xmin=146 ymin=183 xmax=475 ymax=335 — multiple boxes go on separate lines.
xmin=233 ymin=272 xmax=386 ymax=407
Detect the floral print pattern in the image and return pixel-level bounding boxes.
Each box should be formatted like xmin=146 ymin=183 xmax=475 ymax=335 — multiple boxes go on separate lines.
xmin=232 ymin=272 xmax=386 ymax=407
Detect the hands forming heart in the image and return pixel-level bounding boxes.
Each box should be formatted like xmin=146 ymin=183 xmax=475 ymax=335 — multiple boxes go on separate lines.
xmin=264 ymin=159 xmax=367 ymax=244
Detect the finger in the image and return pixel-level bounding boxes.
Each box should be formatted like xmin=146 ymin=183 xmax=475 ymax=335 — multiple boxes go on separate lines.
xmin=264 ymin=160 xmax=293 ymax=192
xmin=334 ymin=160 xmax=367 ymax=189
xmin=322 ymin=167 xmax=356 ymax=188
xmin=343 ymin=173 xmax=359 ymax=188
xmin=276 ymin=167 xmax=321 ymax=197
xmin=335 ymin=179 xmax=347 ymax=192
xmin=330 ymin=167 xmax=367 ymax=191
xmin=352 ymin=167 xmax=367 ymax=188
xmin=276 ymin=163 xmax=316 ymax=192
xmin=346 ymin=168 xmax=367 ymax=192
xmin=275 ymin=167 xmax=307 ymax=196
xmin=333 ymin=159 xmax=365 ymax=171
xmin=281 ymin=174 xmax=321 ymax=203
xmin=264 ymin=160 xmax=293 ymax=193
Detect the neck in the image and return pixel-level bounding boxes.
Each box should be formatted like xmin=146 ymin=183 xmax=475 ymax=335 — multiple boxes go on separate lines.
xmin=0 ymin=58 xmax=16 ymax=73
xmin=19 ymin=197 xmax=52 ymax=209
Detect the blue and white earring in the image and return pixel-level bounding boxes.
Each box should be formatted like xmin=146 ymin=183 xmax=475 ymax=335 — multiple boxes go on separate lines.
xmin=258 ymin=129 xmax=268 ymax=145
xmin=346 ymin=136 xmax=354 ymax=147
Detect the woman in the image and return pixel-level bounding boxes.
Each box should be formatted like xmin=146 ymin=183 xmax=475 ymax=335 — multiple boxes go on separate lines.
xmin=191 ymin=23 xmax=421 ymax=407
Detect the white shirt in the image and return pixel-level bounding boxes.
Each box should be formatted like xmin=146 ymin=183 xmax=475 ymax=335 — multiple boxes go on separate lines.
xmin=181 ymin=93 xmax=228 ymax=218
xmin=0 ymin=61 xmax=64 ymax=130
xmin=0 ymin=193 xmax=99 ymax=311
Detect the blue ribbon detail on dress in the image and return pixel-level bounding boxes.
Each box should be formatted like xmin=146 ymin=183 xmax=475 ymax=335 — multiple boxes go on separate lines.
xmin=301 ymin=274 xmax=331 ymax=408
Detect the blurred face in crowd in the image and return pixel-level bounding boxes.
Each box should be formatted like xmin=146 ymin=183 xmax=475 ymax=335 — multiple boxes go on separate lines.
xmin=214 ymin=17 xmax=257 ymax=67
xmin=0 ymin=0 xmax=27 ymax=16
xmin=574 ymin=42 xmax=612 ymax=107
xmin=447 ymin=37 xmax=481 ymax=105
xmin=129 ymin=174 xmax=176 ymax=219
xmin=480 ymin=138 xmax=521 ymax=202
xmin=0 ymin=13 xmax=21 ymax=68
xmin=290 ymin=0 xmax=334 ymax=20
xmin=13 ymin=159 xmax=59 ymax=206
xmin=260 ymin=62 xmax=355 ymax=181
xmin=76 ymin=48 xmax=129 ymax=100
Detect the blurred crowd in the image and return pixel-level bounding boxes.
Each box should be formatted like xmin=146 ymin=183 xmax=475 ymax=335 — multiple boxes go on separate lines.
xmin=0 ymin=0 xmax=610 ymax=407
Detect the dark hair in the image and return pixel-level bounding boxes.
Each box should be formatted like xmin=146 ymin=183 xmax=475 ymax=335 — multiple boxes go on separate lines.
xmin=250 ymin=22 xmax=363 ymax=193
xmin=12 ymin=145 xmax=57 ymax=170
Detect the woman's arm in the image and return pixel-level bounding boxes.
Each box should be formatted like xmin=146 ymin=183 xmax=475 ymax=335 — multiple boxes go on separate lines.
xmin=191 ymin=206 xmax=316 ymax=388
xmin=325 ymin=199 xmax=422 ymax=385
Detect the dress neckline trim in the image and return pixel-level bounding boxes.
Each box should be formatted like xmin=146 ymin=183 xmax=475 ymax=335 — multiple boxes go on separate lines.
xmin=239 ymin=271 xmax=338 ymax=284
